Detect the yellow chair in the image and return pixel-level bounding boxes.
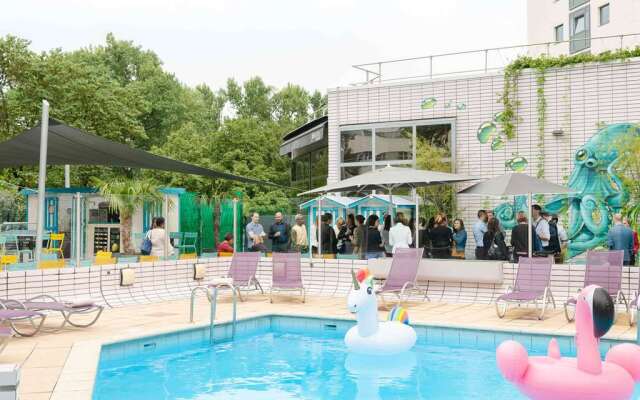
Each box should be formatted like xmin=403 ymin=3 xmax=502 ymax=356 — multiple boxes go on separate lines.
xmin=95 ymin=251 xmax=116 ymax=265
xmin=0 ymin=255 xmax=18 ymax=269
xmin=43 ymin=233 xmax=65 ymax=259
xmin=139 ymin=255 xmax=158 ymax=263
xmin=217 ymin=251 xmax=234 ymax=257
xmin=38 ymin=259 xmax=65 ymax=269
xmin=179 ymin=253 xmax=197 ymax=260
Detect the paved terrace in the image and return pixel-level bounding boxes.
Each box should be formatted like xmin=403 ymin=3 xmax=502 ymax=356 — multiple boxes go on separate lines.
xmin=0 ymin=257 xmax=637 ymax=399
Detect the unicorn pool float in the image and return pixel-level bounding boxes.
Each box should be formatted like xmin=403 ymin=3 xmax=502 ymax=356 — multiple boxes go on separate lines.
xmin=497 ymin=285 xmax=640 ymax=400
xmin=345 ymin=267 xmax=416 ymax=355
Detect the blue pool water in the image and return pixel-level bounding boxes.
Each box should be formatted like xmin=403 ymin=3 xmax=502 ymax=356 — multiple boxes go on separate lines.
xmin=93 ymin=317 xmax=640 ymax=400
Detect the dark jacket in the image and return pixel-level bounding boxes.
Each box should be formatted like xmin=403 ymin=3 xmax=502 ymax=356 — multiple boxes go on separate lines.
xmin=320 ymin=223 xmax=337 ymax=254
xmin=429 ymin=225 xmax=453 ymax=258
xmin=511 ymin=223 xmax=543 ymax=259
xmin=365 ymin=227 xmax=383 ymax=253
xmin=484 ymin=231 xmax=508 ymax=261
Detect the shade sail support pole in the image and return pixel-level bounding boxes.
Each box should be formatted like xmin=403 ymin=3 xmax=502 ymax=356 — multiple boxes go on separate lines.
xmin=35 ymin=100 xmax=49 ymax=262
xmin=414 ymin=189 xmax=420 ymax=248
xmin=163 ymin=194 xmax=169 ymax=259
xmin=232 ymin=198 xmax=238 ymax=253
xmin=528 ymin=192 xmax=533 ymax=258
xmin=75 ymin=192 xmax=82 ymax=267
xmin=64 ymin=165 xmax=70 ymax=188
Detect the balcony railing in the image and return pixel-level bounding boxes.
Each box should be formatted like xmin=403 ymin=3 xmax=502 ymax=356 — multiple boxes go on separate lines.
xmin=351 ymin=33 xmax=640 ymax=85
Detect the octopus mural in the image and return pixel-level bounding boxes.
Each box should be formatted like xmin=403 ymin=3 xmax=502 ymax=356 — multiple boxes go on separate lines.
xmin=495 ymin=123 xmax=640 ymax=258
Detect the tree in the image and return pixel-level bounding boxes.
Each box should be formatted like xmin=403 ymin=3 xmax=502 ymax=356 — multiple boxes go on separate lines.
xmin=617 ymin=134 xmax=640 ymax=229
xmin=94 ymin=178 xmax=162 ymax=254
xmin=415 ymin=139 xmax=456 ymax=219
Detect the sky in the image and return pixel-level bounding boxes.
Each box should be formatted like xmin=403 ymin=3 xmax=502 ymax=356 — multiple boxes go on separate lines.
xmin=1 ymin=0 xmax=526 ymax=93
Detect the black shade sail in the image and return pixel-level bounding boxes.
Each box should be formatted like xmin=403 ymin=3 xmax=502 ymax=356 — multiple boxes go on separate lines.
xmin=0 ymin=119 xmax=278 ymax=187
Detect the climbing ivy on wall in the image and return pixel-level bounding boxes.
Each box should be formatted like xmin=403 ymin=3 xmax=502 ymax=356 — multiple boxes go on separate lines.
xmin=500 ymin=47 xmax=640 ymax=142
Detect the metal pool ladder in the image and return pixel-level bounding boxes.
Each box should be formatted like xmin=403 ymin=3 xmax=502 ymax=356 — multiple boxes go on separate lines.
xmin=189 ymin=286 xmax=237 ymax=343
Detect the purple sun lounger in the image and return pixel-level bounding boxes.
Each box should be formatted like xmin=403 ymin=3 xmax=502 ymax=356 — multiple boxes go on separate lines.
xmin=376 ymin=248 xmax=424 ymax=307
xmin=1 ymin=295 xmax=103 ymax=330
xmin=208 ymin=252 xmax=263 ymax=302
xmin=0 ymin=306 xmax=46 ymax=337
xmin=270 ymin=252 xmax=305 ymax=303
xmin=495 ymin=257 xmax=556 ymax=320
xmin=564 ymin=250 xmax=627 ymax=322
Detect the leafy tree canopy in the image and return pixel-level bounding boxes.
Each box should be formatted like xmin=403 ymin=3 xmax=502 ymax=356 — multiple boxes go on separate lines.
xmin=0 ymin=34 xmax=326 ymax=215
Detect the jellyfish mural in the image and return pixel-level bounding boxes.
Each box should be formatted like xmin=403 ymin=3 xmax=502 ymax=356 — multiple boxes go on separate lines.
xmin=493 ymin=123 xmax=639 ymax=258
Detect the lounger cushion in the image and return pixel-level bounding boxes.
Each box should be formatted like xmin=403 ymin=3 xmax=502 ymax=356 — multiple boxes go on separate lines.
xmin=0 ymin=309 xmax=42 ymax=319
xmin=0 ymin=327 xmax=11 ymax=336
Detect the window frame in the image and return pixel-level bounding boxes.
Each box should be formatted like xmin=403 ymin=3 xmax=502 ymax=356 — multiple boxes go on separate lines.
xmin=569 ymin=5 xmax=590 ymax=54
xmin=599 ymin=3 xmax=609 ymax=26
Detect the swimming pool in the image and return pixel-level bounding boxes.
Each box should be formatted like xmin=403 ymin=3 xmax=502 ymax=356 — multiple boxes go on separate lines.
xmin=93 ymin=316 xmax=640 ymax=399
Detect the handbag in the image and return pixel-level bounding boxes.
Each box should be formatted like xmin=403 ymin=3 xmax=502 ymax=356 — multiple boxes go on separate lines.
xmin=487 ymin=234 xmax=505 ymax=260
xmin=141 ymin=231 xmax=152 ymax=255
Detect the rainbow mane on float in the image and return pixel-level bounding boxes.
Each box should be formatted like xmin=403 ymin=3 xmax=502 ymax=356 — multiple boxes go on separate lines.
xmin=388 ymin=306 xmax=410 ymax=325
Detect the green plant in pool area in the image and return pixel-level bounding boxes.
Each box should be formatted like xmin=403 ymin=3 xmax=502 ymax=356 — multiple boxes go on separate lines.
xmin=499 ymin=46 xmax=640 ymax=142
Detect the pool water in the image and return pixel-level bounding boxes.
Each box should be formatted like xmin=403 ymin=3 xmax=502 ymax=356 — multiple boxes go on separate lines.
xmin=94 ymin=320 xmax=640 ymax=400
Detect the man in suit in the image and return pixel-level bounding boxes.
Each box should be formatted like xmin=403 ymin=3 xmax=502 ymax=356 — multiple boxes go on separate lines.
xmin=607 ymin=213 xmax=635 ymax=266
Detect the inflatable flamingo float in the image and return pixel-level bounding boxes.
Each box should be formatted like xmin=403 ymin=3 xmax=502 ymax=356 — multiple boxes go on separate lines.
xmin=497 ymin=285 xmax=640 ymax=400
xmin=345 ymin=268 xmax=416 ymax=355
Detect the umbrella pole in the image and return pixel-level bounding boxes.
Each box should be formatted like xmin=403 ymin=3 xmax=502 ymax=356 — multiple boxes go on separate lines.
xmin=414 ymin=189 xmax=419 ymax=248
xmin=388 ymin=188 xmax=394 ymax=226
xmin=318 ymin=196 xmax=323 ymax=258
xmin=35 ymin=100 xmax=50 ymax=263
xmin=528 ymin=192 xmax=533 ymax=258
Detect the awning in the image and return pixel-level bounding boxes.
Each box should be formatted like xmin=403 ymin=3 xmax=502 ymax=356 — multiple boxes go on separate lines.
xmin=279 ymin=116 xmax=327 ymax=156
xmin=0 ymin=119 xmax=279 ymax=187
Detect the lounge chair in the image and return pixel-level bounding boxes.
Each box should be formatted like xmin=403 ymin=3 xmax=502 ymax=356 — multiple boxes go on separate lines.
xmin=270 ymin=252 xmax=305 ymax=303
xmin=564 ymin=250 xmax=627 ymax=322
xmin=0 ymin=306 xmax=46 ymax=337
xmin=495 ymin=257 xmax=555 ymax=320
xmin=376 ymin=248 xmax=424 ymax=307
xmin=1 ymin=295 xmax=103 ymax=330
xmin=207 ymin=252 xmax=263 ymax=301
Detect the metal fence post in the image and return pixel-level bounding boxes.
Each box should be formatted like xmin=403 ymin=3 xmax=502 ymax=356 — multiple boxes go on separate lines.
xmin=484 ymin=49 xmax=488 ymax=73
xmin=232 ymin=198 xmax=238 ymax=252
xmin=377 ymin=62 xmax=382 ymax=83
xmin=429 ymin=56 xmax=433 ymax=79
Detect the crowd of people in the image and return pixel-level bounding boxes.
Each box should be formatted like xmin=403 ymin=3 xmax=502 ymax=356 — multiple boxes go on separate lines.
xmin=237 ymin=208 xmax=639 ymax=264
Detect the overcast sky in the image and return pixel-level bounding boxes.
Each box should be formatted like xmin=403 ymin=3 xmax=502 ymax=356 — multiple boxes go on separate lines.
xmin=1 ymin=0 xmax=526 ymax=93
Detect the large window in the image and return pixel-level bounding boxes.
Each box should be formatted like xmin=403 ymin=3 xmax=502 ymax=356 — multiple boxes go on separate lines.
xmin=339 ymin=120 xmax=453 ymax=180
xmin=341 ymin=129 xmax=372 ymax=163
xmin=291 ymin=148 xmax=327 ymax=190
xmin=570 ymin=6 xmax=590 ymax=54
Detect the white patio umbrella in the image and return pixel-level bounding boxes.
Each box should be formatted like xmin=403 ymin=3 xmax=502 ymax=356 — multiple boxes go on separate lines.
xmin=299 ymin=166 xmax=478 ymax=255
xmin=457 ymin=173 xmax=572 ymax=258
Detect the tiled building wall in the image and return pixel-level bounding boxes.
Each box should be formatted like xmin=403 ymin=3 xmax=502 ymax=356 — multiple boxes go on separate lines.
xmin=328 ymin=58 xmax=640 ymax=254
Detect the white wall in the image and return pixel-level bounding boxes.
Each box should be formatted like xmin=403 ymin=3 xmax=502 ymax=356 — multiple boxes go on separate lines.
xmin=327 ymin=57 xmax=640 ymax=253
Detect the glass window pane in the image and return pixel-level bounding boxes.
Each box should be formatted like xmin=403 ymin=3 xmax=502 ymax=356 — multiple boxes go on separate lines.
xmin=600 ymin=4 xmax=609 ymax=25
xmin=341 ymin=129 xmax=372 ymax=163
xmin=416 ymin=124 xmax=451 ymax=172
xmin=341 ymin=165 xmax=372 ymax=180
xmin=374 ymin=126 xmax=412 ymax=162
xmin=573 ymin=15 xmax=585 ymax=33
xmin=416 ymin=124 xmax=450 ymax=153
xmin=310 ymin=148 xmax=327 ymax=187
xmin=554 ymin=24 xmax=563 ymax=42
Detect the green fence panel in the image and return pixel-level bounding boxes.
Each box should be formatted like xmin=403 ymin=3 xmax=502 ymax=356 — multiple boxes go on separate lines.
xmin=199 ymin=201 xmax=215 ymax=253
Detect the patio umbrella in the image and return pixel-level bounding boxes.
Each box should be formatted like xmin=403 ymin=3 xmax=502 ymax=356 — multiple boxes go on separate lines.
xmin=299 ymin=166 xmax=478 ymax=254
xmin=457 ymin=173 xmax=572 ymax=258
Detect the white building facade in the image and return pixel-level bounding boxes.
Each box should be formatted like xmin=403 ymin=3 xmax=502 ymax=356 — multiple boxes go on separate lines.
xmin=326 ymin=57 xmax=640 ymax=256
xmin=527 ymin=0 xmax=640 ymax=55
